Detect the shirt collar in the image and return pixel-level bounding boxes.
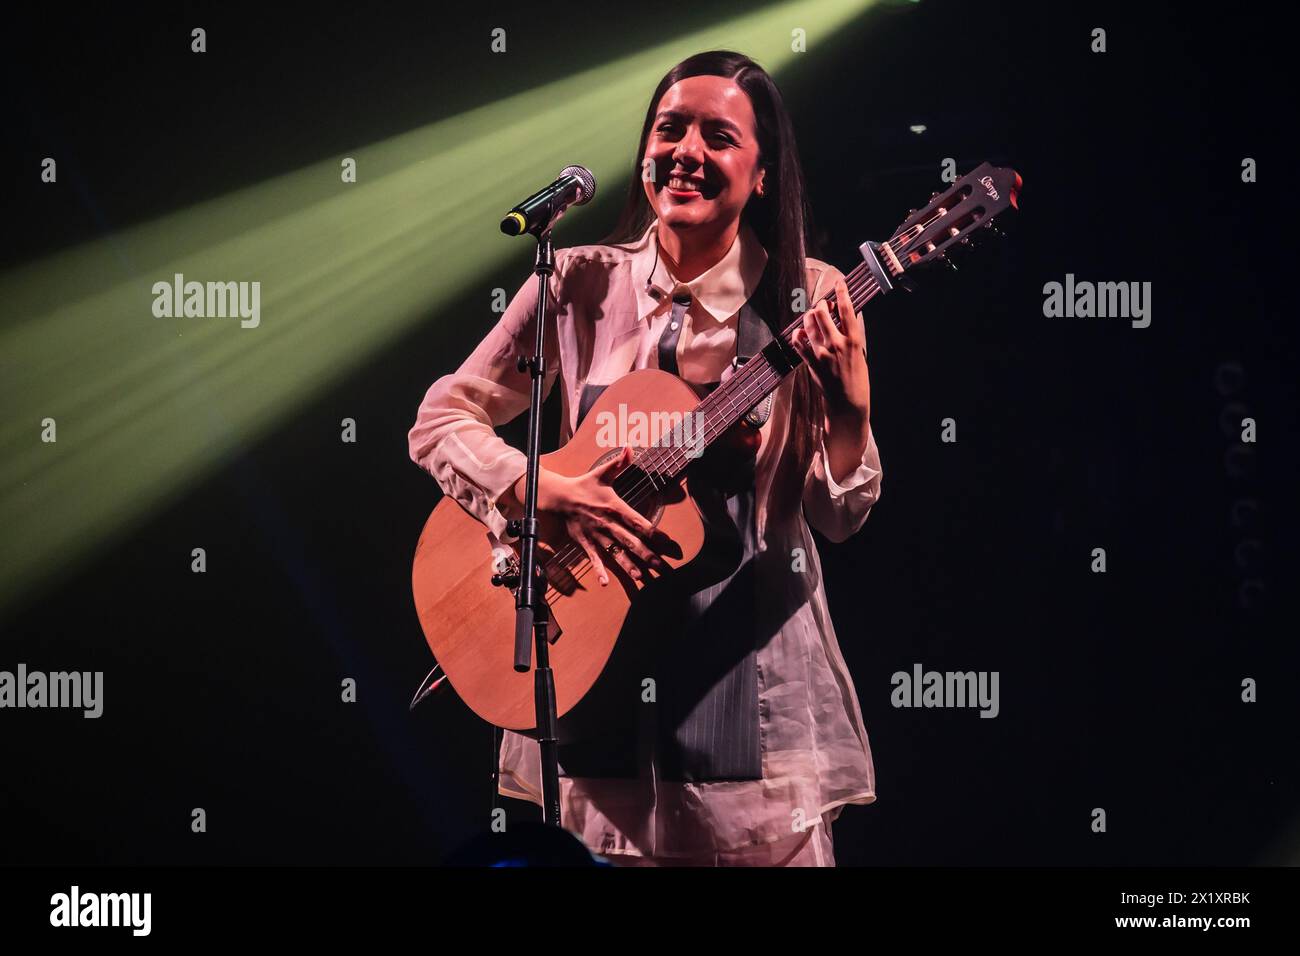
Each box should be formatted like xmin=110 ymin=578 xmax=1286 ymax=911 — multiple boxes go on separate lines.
xmin=630 ymin=218 xmax=768 ymax=324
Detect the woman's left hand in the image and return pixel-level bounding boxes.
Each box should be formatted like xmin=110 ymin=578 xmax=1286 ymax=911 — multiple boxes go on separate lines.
xmin=790 ymin=275 xmax=871 ymax=432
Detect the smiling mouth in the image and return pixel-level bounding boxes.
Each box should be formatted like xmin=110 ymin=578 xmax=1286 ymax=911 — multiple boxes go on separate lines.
xmin=665 ymin=174 xmax=713 ymax=198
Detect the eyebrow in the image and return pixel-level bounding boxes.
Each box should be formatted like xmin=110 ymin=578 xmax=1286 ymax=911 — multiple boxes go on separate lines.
xmin=654 ymin=110 xmax=745 ymax=137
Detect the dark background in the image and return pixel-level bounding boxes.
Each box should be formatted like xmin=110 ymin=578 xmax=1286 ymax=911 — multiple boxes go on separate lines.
xmin=1 ymin=0 xmax=1294 ymax=866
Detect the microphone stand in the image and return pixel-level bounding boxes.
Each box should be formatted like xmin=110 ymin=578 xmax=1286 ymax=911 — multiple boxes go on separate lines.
xmin=506 ymin=222 xmax=562 ymax=828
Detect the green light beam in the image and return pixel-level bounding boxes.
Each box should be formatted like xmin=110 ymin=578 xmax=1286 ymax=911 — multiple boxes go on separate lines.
xmin=0 ymin=0 xmax=876 ymax=617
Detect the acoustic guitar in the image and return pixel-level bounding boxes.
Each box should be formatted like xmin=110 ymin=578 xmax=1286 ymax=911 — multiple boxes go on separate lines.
xmin=412 ymin=162 xmax=1021 ymax=730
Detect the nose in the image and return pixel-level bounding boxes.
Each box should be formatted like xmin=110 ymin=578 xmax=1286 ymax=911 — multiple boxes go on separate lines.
xmin=671 ymin=125 xmax=705 ymax=168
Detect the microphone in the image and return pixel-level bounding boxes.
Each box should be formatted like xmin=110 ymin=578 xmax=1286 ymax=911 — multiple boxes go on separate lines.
xmin=500 ymin=165 xmax=596 ymax=236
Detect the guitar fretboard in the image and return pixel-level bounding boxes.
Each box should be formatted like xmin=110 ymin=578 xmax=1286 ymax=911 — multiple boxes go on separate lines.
xmin=628 ymin=258 xmax=887 ymax=489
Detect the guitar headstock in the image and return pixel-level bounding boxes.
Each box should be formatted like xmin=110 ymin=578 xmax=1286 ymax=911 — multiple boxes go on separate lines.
xmin=881 ymin=162 xmax=1021 ymax=276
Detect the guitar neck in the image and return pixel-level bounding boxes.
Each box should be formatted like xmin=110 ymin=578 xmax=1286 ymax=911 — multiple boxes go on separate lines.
xmin=627 ymin=161 xmax=1022 ymax=488
xmin=635 ymin=256 xmax=889 ymax=487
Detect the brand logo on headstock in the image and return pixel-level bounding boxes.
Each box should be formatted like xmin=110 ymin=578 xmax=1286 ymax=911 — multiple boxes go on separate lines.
xmin=979 ymin=175 xmax=999 ymax=201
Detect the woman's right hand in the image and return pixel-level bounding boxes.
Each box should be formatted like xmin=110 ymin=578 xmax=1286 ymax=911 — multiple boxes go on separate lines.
xmin=513 ymin=446 xmax=669 ymax=587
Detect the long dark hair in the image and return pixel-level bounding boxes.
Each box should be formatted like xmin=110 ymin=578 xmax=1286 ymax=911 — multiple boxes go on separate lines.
xmin=601 ymin=50 xmax=825 ymax=484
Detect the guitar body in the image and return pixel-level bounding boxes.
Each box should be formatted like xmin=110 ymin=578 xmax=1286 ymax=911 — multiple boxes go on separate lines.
xmin=411 ymin=368 xmax=710 ymax=731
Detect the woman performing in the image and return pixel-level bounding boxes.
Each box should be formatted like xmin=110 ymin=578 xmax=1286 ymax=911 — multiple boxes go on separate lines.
xmin=409 ymin=49 xmax=882 ymax=866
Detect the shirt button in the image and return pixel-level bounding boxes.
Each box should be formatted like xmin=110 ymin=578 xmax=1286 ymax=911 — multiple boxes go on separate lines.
xmin=670 ymin=321 xmax=679 ymax=331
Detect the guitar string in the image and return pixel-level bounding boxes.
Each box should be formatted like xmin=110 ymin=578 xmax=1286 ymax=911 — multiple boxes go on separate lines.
xmin=542 ymin=228 xmax=917 ymax=590
xmin=536 ymin=216 xmax=942 ymax=591
xmin=632 ymin=261 xmax=879 ymax=484
xmin=546 ymin=241 xmax=899 ymax=569
xmin=543 ymin=265 xmax=889 ymax=590
xmin=609 ymin=248 xmax=895 ymax=495
xmin=539 ymin=260 xmax=884 ymax=590
xmin=615 ymin=214 xmax=945 ymax=498
xmin=547 ymin=256 xmax=898 ymax=587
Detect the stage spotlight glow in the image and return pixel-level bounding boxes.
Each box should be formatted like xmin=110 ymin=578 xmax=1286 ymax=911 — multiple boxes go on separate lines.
xmin=0 ymin=0 xmax=877 ymax=616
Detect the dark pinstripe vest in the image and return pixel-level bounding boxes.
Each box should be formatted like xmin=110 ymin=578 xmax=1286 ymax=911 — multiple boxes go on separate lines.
xmin=554 ymin=260 xmax=779 ymax=783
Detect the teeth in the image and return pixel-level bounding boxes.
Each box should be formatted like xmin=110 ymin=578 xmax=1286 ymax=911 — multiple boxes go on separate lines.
xmin=668 ymin=177 xmax=703 ymax=191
